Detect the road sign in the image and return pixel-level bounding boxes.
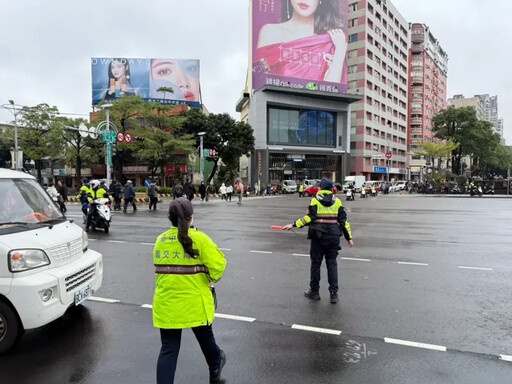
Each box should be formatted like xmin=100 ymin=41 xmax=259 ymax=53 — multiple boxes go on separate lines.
xmin=125 ymin=133 xmax=133 ymax=144
xmin=107 ymin=145 xmax=113 ymax=165
xmin=117 ymin=132 xmax=125 ymax=143
xmin=385 ymin=153 xmax=392 ymax=159
xmin=145 ymin=179 xmax=151 ymax=188
xmin=79 ymin=123 xmax=89 ymax=138
xmin=204 ymin=149 xmax=216 ymax=157
xmin=373 ymin=167 xmax=387 ymax=174
xmin=89 ymin=127 xmax=98 ymax=139
xmin=102 ymin=131 xmax=116 ymax=143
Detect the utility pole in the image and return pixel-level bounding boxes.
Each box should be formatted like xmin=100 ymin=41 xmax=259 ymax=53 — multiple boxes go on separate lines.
xmin=102 ymin=104 xmax=113 ymax=186
xmin=2 ymin=100 xmax=22 ymax=171
xmin=198 ymin=132 xmax=206 ymax=182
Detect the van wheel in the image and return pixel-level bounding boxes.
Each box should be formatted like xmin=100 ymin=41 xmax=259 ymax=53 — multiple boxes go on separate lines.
xmin=0 ymin=301 xmax=21 ymax=354
xmin=304 ymin=192 xmax=310 ymax=197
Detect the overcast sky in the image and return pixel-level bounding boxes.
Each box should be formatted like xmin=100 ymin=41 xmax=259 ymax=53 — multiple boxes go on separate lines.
xmin=1 ymin=0 xmax=510 ymax=142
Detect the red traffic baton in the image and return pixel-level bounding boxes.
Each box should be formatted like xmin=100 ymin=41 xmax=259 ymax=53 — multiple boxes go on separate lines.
xmin=271 ymin=226 xmax=284 ymax=231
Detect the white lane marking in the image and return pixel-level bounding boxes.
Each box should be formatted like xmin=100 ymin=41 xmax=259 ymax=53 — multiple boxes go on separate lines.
xmin=250 ymin=250 xmax=273 ymax=254
xmin=219 ymin=248 xmax=231 ymax=251
xmin=88 ymin=296 xmax=120 ymax=304
xmin=140 ymin=243 xmax=155 ymax=246
xmin=500 ymin=354 xmax=512 ymax=362
xmin=141 ymin=304 xmax=153 ymax=309
xmin=458 ymin=266 xmax=493 ymax=271
xmin=293 ymin=253 xmax=309 ymax=257
xmin=215 ymin=313 xmax=256 ymax=322
xmin=341 ymin=257 xmax=371 ymax=262
xmin=384 ymin=337 xmax=446 ymax=352
xmin=397 ymin=262 xmax=429 ymax=266
xmin=291 ymin=324 xmax=341 ymax=336
xmin=108 ymin=240 xmax=127 ymax=244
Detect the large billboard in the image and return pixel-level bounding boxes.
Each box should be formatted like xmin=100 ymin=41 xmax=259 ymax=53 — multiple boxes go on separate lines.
xmin=91 ymin=58 xmax=201 ymax=107
xmin=252 ymin=0 xmax=349 ymax=94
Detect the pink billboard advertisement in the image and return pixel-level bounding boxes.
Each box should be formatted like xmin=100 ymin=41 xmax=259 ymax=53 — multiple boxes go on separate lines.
xmin=252 ymin=0 xmax=349 ymax=94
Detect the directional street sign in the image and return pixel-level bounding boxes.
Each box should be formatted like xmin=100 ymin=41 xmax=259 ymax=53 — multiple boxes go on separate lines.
xmin=102 ymin=131 xmax=116 ymax=143
xmin=107 ymin=145 xmax=113 ymax=165
xmin=204 ymin=149 xmax=216 ymax=157
xmin=125 ymin=133 xmax=133 ymax=144
xmin=373 ymin=167 xmax=387 ymax=174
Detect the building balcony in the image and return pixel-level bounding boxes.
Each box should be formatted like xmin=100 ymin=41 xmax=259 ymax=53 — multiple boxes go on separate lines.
xmin=411 ymin=77 xmax=423 ymax=84
xmin=411 ymin=35 xmax=424 ymax=43
xmin=411 ymin=45 xmax=424 ymax=53
xmin=410 ymin=118 xmax=423 ymax=124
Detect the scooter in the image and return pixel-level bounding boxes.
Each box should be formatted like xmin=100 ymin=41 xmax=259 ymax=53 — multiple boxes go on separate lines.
xmin=371 ymin=188 xmax=377 ymax=197
xmin=88 ymin=198 xmax=112 ymax=233
xmin=360 ymin=188 xmax=367 ymax=199
xmin=346 ymin=189 xmax=355 ymax=201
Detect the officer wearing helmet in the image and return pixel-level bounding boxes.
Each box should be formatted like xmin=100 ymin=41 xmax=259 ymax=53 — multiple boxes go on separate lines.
xmin=85 ymin=179 xmax=109 ymax=232
xmin=77 ymin=178 xmax=91 ymax=219
xmin=283 ymin=178 xmax=354 ymax=303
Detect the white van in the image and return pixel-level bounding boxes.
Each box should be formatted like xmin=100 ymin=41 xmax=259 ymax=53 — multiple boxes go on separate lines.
xmin=0 ymin=169 xmax=103 ymax=353
xmin=303 ymin=179 xmax=321 ymax=188
xmin=281 ymin=180 xmax=297 ymax=194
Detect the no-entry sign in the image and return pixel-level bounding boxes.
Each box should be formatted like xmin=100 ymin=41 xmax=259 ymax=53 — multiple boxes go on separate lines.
xmin=385 ymin=153 xmax=392 ymax=159
xmin=116 ymin=132 xmax=125 ymax=143
xmin=125 ymin=133 xmax=133 ymax=144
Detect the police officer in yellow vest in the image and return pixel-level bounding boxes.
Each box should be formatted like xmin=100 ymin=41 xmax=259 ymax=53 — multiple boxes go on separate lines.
xmin=77 ymin=178 xmax=91 ymax=219
xmin=283 ymin=178 xmax=353 ymax=303
xmin=84 ymin=180 xmax=109 ymax=232
xmin=153 ymin=198 xmax=227 ymax=384
xmin=299 ymin=184 xmax=304 ymax=197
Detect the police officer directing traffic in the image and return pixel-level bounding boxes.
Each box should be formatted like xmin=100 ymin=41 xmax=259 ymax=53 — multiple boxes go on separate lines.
xmin=283 ymin=178 xmax=354 ymax=303
xmin=153 ymin=198 xmax=227 ymax=384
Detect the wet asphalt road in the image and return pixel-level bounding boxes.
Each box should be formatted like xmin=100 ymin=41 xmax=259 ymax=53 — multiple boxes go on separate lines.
xmin=2 ymin=193 xmax=512 ymax=383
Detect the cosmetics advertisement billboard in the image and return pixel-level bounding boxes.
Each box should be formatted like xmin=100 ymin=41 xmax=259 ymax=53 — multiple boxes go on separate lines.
xmin=91 ymin=58 xmax=201 ymax=107
xmin=252 ymin=0 xmax=349 ymax=94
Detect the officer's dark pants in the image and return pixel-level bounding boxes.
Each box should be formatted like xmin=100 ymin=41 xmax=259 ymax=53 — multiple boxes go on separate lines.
xmin=309 ymin=235 xmax=340 ymax=294
xmin=149 ymin=197 xmax=158 ymax=210
xmin=85 ymin=204 xmax=98 ymax=229
xmin=157 ymin=325 xmax=221 ymax=384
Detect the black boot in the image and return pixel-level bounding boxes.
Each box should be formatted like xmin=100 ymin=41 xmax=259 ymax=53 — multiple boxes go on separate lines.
xmin=304 ymin=290 xmax=320 ymax=300
xmin=330 ymin=292 xmax=339 ymax=304
xmin=210 ymin=349 xmax=226 ymax=383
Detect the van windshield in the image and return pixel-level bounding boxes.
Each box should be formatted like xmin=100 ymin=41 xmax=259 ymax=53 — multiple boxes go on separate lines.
xmin=0 ymin=178 xmax=64 ymax=226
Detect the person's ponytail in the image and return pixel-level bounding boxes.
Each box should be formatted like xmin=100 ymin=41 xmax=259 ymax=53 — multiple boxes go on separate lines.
xmin=169 ymin=198 xmax=199 ymax=258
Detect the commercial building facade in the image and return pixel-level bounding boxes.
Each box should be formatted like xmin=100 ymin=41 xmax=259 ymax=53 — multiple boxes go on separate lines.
xmin=347 ymin=0 xmax=410 ymax=181
xmin=475 ymin=94 xmax=504 ymax=139
xmin=408 ymin=23 xmax=448 ymax=180
xmin=447 ymin=94 xmax=485 ymax=120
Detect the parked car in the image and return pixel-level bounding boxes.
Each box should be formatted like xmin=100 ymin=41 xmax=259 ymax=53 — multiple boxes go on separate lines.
xmin=0 ymin=169 xmax=103 ymax=353
xmin=281 ymin=180 xmax=297 ymax=194
xmin=396 ymin=181 xmax=407 ymax=191
xmin=362 ymin=181 xmax=381 ymax=194
xmin=303 ymin=183 xmax=338 ymax=197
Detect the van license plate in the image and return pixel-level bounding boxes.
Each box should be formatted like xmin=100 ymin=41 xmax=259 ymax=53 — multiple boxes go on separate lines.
xmin=74 ymin=285 xmax=91 ymax=305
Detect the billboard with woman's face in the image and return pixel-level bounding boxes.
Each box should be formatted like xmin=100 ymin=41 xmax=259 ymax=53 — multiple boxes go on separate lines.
xmin=91 ymin=58 xmax=201 ymax=107
xmin=252 ymin=0 xmax=349 ymax=94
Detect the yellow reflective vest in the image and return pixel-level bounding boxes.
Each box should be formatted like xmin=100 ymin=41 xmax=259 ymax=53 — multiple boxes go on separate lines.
xmin=77 ymin=185 xmax=91 ymax=203
xmin=152 ymin=227 xmax=227 ymax=329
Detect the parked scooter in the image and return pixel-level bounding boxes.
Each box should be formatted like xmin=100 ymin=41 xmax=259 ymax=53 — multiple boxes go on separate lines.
xmin=483 ymin=185 xmax=495 ymax=195
xmin=346 ymin=189 xmax=355 ymax=201
xmin=88 ymin=198 xmax=112 ymax=233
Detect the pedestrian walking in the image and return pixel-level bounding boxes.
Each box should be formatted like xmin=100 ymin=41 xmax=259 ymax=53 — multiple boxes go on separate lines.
xmin=254 ymin=182 xmax=259 ymax=196
xmin=47 ymin=183 xmax=65 ymax=213
xmin=148 ymin=181 xmax=159 ymax=210
xmin=226 ymin=184 xmax=233 ymax=201
xmin=235 ymin=180 xmax=244 ymax=205
xmin=153 ymin=198 xmax=227 ymax=384
xmin=183 ymin=181 xmax=195 ymax=201
xmin=123 ymin=180 xmax=137 ymax=213
xmin=173 ymin=182 xmax=184 ymax=200
xmin=199 ymin=181 xmax=207 ymax=202
xmin=219 ymin=183 xmax=227 ymax=201
xmin=109 ymin=180 xmax=122 ymax=211
xmin=283 ymin=178 xmax=354 ymax=303
xmin=57 ymin=180 xmax=68 ymax=213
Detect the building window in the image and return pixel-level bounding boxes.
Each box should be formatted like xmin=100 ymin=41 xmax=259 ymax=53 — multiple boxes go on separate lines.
xmin=348 ymin=80 xmax=358 ymax=90
xmin=349 ymin=18 xmax=358 ymax=27
xmin=348 ymin=33 xmax=358 ymax=43
xmin=348 ymin=49 xmax=358 ymax=58
xmin=268 ymin=107 xmax=336 ymax=147
xmin=349 ymin=2 xmax=358 ymax=11
xmin=348 ymin=65 xmax=358 ymax=74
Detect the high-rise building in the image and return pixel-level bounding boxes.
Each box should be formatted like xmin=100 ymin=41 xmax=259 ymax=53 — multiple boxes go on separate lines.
xmin=347 ymin=0 xmax=410 ymax=181
xmin=475 ymin=94 xmax=504 ymax=139
xmin=447 ymin=94 xmax=485 ymax=120
xmin=407 ymin=23 xmax=448 ymax=180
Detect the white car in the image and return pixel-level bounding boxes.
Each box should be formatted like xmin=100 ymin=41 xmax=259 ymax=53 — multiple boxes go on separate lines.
xmin=0 ymin=169 xmax=103 ymax=353
xmin=396 ymin=181 xmax=407 ymax=191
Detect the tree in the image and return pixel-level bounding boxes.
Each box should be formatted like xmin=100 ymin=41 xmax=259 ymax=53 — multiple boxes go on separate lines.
xmin=0 ymin=129 xmax=12 ymax=168
xmin=414 ymin=139 xmax=460 ymax=172
xmin=181 ymin=109 xmax=255 ymax=183
xmin=17 ymin=104 xmax=63 ymax=182
xmin=156 ymin=87 xmax=174 ymax=101
xmin=54 ymin=117 xmax=103 ymax=185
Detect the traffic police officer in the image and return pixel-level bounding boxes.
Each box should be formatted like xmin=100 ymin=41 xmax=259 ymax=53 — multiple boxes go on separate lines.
xmin=153 ymin=198 xmax=227 ymax=384
xmin=84 ymin=180 xmax=109 ymax=232
xmin=77 ymin=178 xmax=91 ymax=222
xmin=283 ymin=178 xmax=354 ymax=303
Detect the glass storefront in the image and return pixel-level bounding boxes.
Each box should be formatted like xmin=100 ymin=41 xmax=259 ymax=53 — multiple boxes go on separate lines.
xmin=268 ymin=106 xmax=336 ymax=147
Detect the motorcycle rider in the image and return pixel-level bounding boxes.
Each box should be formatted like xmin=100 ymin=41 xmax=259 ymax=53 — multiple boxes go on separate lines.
xmin=77 ymin=178 xmax=91 ymax=222
xmin=85 ymin=179 xmax=109 ymax=232
xmin=283 ymin=178 xmax=354 ymax=303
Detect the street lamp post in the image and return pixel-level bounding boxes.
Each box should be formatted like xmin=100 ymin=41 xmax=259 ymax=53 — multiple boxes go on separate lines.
xmin=198 ymin=132 xmax=206 ymax=182
xmin=102 ymin=104 xmax=113 ymax=186
xmin=2 ymin=100 xmax=22 ymax=171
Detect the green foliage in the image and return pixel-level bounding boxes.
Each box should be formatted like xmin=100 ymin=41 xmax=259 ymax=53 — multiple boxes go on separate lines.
xmin=159 ymin=187 xmax=173 ymax=195
xmin=414 ymin=139 xmax=459 ymax=170
xmin=135 ymin=186 xmax=147 ymax=192
xmin=181 ymin=109 xmax=255 ymax=183
xmin=156 ymin=87 xmax=174 ymax=100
